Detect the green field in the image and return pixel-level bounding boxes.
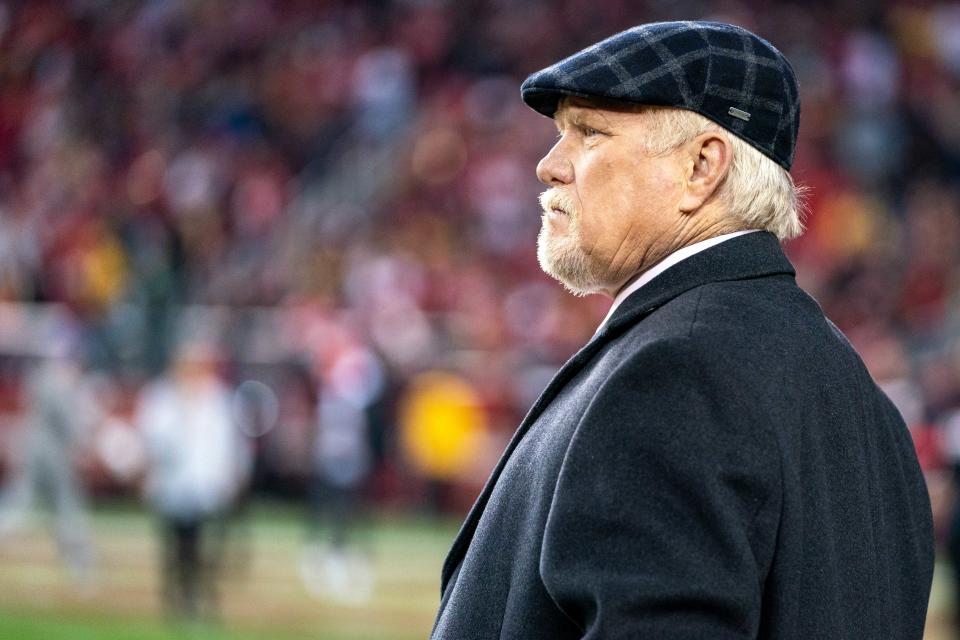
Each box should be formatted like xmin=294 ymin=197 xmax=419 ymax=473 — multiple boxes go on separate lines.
xmin=0 ymin=502 xmax=457 ymax=640
xmin=0 ymin=501 xmax=953 ymax=639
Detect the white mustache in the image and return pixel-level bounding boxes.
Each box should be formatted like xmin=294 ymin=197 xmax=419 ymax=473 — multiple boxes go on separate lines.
xmin=539 ymin=189 xmax=578 ymax=217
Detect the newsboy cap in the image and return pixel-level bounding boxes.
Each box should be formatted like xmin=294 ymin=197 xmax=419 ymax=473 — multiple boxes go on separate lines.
xmin=521 ymin=21 xmax=800 ymax=170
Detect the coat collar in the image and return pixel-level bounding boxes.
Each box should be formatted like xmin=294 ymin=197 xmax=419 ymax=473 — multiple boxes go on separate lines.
xmin=439 ymin=230 xmax=796 ymax=591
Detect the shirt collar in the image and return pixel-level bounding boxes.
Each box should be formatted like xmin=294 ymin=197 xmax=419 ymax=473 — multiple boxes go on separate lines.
xmin=595 ymin=229 xmax=760 ymax=334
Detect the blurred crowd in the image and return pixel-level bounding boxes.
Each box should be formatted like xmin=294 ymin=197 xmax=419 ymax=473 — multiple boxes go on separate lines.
xmin=0 ymin=0 xmax=959 ymax=617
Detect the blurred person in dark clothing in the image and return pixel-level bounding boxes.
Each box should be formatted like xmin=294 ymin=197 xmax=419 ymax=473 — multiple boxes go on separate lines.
xmin=300 ymin=341 xmax=383 ymax=603
xmin=433 ymin=22 xmax=933 ymax=640
xmin=136 ymin=341 xmax=251 ymax=622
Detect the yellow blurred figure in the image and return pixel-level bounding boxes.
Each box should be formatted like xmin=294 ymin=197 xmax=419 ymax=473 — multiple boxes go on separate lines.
xmin=81 ymin=229 xmax=128 ymax=310
xmin=400 ymin=371 xmax=487 ymax=482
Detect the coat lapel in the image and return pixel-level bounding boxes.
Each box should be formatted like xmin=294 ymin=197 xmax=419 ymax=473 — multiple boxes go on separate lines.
xmin=439 ymin=231 xmax=795 ymax=591
xmin=440 ymin=325 xmax=617 ymax=589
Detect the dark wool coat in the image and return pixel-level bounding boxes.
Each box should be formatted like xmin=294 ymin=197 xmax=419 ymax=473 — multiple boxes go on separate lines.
xmin=431 ymin=231 xmax=934 ymax=639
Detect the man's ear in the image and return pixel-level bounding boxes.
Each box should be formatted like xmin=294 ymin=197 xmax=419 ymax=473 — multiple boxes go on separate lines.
xmin=678 ymin=131 xmax=733 ymax=214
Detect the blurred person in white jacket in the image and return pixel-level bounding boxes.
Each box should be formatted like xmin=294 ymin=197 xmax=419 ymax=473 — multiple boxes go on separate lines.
xmin=136 ymin=341 xmax=250 ymax=621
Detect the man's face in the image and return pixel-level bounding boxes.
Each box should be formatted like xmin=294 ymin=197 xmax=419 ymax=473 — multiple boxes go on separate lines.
xmin=536 ymin=97 xmax=685 ymax=297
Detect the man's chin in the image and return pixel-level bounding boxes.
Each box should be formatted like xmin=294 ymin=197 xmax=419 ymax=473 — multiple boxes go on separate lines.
xmin=537 ymin=242 xmax=604 ymax=297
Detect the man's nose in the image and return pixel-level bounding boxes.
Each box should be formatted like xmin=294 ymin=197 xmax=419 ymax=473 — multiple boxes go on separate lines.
xmin=536 ymin=142 xmax=573 ymax=186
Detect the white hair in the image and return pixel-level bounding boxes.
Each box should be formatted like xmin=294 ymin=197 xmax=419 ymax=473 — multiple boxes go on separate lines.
xmin=640 ymin=107 xmax=807 ymax=240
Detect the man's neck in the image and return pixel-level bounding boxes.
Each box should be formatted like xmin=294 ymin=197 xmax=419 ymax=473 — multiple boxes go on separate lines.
xmin=605 ymin=218 xmax=753 ymax=299
xmin=595 ymin=229 xmax=761 ymax=334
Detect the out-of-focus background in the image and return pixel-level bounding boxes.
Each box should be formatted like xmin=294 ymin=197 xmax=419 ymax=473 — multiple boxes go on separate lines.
xmin=0 ymin=0 xmax=958 ymax=638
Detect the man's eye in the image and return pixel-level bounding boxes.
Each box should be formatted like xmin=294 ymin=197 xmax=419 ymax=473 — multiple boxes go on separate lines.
xmin=555 ymin=126 xmax=602 ymax=139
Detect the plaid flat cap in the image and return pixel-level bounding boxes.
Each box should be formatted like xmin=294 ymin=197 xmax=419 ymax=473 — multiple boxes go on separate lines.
xmin=521 ymin=21 xmax=800 ymax=170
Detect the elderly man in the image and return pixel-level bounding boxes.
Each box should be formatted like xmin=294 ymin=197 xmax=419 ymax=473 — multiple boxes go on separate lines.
xmin=431 ymin=21 xmax=934 ymax=640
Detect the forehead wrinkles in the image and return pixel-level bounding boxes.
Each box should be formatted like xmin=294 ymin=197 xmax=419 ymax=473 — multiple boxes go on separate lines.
xmin=554 ymin=100 xmax=645 ymax=132
xmin=554 ymin=107 xmax=609 ymax=130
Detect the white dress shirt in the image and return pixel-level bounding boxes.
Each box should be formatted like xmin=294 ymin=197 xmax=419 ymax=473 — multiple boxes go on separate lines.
xmin=596 ymin=230 xmax=760 ymax=333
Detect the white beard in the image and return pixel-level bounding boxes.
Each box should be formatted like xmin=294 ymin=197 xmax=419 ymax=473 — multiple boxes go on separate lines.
xmin=536 ymin=210 xmax=605 ymax=297
xmin=536 ymin=188 xmax=611 ymax=296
